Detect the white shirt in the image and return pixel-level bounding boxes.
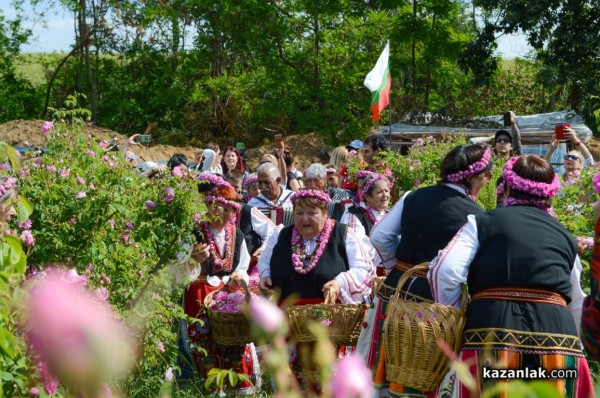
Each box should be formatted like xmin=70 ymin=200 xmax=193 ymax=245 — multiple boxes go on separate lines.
xmin=248 ymin=206 xmax=276 ymax=253
xmin=247 ymin=189 xmax=294 ymax=210
xmin=340 ymin=204 xmax=386 ymax=268
xmin=257 ymin=224 xmax=374 ymax=303
xmin=428 ymin=214 xmax=585 ymax=334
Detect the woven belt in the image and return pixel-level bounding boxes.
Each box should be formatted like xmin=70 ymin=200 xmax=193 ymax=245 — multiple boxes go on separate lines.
xmin=394 ymin=260 xmax=428 ymax=279
xmin=471 ymin=287 xmax=567 ymax=307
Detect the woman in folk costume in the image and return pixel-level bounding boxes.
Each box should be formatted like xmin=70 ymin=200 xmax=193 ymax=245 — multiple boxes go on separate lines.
xmin=197 ymin=172 xmax=275 ymax=286
xmin=356 ymin=143 xmax=492 ymax=398
xmin=257 ymin=189 xmax=374 ymax=382
xmin=341 ymin=173 xmax=391 ymax=276
xmin=175 ymin=183 xmax=260 ymax=394
xmin=429 ymin=155 xmax=595 ymax=398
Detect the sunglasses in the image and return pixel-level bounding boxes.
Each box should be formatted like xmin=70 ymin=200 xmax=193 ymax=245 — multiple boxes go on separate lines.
xmin=564 ymin=155 xmax=580 ymax=161
xmin=495 ymin=138 xmax=511 ymax=144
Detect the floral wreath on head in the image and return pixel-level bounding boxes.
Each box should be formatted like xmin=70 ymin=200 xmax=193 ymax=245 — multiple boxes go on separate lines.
xmin=502 ymin=156 xmax=560 ymax=198
xmin=360 ymin=173 xmax=388 ymax=199
xmin=446 ymin=146 xmax=492 ymax=183
xmin=197 ymin=172 xmax=227 ymax=186
xmin=290 ymin=189 xmax=332 ymax=205
xmin=355 ymin=170 xmax=375 ymax=180
xmin=326 ymin=167 xmax=336 ymax=175
xmin=242 ymin=175 xmax=258 ymax=190
xmin=205 ymin=195 xmax=242 ymax=212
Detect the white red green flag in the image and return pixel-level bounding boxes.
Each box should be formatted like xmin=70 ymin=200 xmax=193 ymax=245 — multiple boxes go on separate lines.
xmin=364 ymin=41 xmax=391 ymax=122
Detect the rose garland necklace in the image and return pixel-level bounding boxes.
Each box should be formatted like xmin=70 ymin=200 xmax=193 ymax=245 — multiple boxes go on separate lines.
xmin=363 ymin=206 xmax=380 ymax=225
xmin=291 ymin=219 xmax=334 ymax=275
xmin=201 ymin=221 xmax=234 ymax=273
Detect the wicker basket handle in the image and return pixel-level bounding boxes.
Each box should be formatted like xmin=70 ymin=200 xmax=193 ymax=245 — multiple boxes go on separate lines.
xmin=324 ymin=287 xmax=337 ymax=304
xmin=227 ymin=277 xmax=252 ymax=303
xmin=391 ymin=262 xmax=430 ymax=301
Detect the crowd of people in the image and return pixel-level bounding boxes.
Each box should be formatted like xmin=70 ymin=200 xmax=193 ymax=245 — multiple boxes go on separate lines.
xmin=105 ymin=123 xmax=600 ymax=397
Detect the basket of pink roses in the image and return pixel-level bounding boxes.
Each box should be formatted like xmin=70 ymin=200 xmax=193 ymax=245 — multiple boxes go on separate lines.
xmin=204 ymin=279 xmax=259 ymax=345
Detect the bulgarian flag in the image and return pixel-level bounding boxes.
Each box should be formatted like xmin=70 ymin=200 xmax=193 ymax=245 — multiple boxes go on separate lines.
xmin=364 ymin=41 xmax=391 ymax=122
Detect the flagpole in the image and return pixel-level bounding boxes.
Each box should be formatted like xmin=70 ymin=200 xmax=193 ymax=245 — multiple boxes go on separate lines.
xmin=388 ymin=92 xmax=392 ymax=147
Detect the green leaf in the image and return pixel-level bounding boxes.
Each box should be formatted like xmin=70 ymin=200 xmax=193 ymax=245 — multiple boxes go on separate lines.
xmin=0 ymin=328 xmax=15 ymax=357
xmin=6 ymin=145 xmax=21 ymax=173
xmin=16 ymin=197 xmax=33 ymax=223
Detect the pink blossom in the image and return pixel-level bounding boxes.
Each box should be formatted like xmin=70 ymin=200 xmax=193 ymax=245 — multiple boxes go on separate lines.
xmin=20 ymin=230 xmax=35 ymax=246
xmin=123 ymin=231 xmax=130 ymax=243
xmin=415 ymin=138 xmax=424 ymax=146
xmin=98 ymin=140 xmax=107 ymax=149
xmin=193 ymin=213 xmax=201 ymax=223
xmin=96 ymin=287 xmax=109 ymax=301
xmin=64 ymin=269 xmax=87 ymax=285
xmin=157 ymin=341 xmax=165 ymax=353
xmin=101 ymin=275 xmax=111 ymax=285
xmin=414 ymin=179 xmax=421 ymax=187
xmin=69 ymin=217 xmax=77 ymax=226
xmin=77 ymin=176 xmax=85 ymax=185
xmin=75 ymin=192 xmax=86 ymax=200
xmin=41 ymin=121 xmax=54 ymax=134
xmin=19 ymin=166 xmax=30 ymax=177
xmin=18 ymin=219 xmax=32 ymax=230
xmin=165 ymin=367 xmax=174 ymax=382
xmin=29 ymin=387 xmax=40 ymax=396
xmin=321 ymin=319 xmax=332 ymax=327
xmin=47 ymin=165 xmax=57 ymax=173
xmin=144 ymin=200 xmax=156 ymax=210
xmin=25 ymin=269 xmax=134 ymax=393
xmin=59 ymin=168 xmax=70 ymax=178
xmin=108 ymin=219 xmax=115 ymax=229
xmin=587 ymin=237 xmax=595 ymax=248
xmin=86 ymin=150 xmax=95 ymax=157
xmin=102 ymin=155 xmax=109 ymax=162
xmin=330 ymin=354 xmax=373 ymax=398
xmin=172 ymin=166 xmax=183 ymax=178
xmin=248 ymin=296 xmax=284 ymax=334
xmin=162 ymin=187 xmax=175 ymax=203
xmin=109 ymin=162 xmax=117 ymax=168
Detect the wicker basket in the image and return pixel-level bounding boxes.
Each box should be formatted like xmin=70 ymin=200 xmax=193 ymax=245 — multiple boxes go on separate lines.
xmin=287 ymin=293 xmax=367 ymax=346
xmin=370 ymin=276 xmax=386 ymax=301
xmin=383 ymin=263 xmax=467 ymax=392
xmin=204 ymin=279 xmax=255 ymax=346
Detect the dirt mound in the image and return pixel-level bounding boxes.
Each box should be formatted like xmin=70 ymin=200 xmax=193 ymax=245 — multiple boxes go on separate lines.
xmin=0 ymin=120 xmax=329 ymax=167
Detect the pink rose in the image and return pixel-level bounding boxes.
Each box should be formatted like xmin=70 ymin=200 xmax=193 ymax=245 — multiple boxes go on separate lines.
xmin=95 ymin=287 xmax=109 ymax=302
xmin=75 ymin=192 xmax=86 ymax=200
xmin=144 ymin=200 xmax=156 ymax=210
xmin=248 ymin=296 xmax=284 ymax=334
xmin=330 ymin=355 xmax=373 ymax=398
xmin=19 ymin=230 xmax=35 ymax=246
xmin=47 ymin=165 xmax=57 ymax=173
xmin=157 ymin=341 xmax=165 ymax=353
xmin=165 ymin=367 xmax=174 ymax=382
xmin=59 ymin=168 xmax=70 ymax=178
xmin=29 ymin=387 xmax=40 ymax=396
xmin=162 ymin=188 xmax=175 ymax=203
xmin=41 ymin=121 xmax=54 ymax=134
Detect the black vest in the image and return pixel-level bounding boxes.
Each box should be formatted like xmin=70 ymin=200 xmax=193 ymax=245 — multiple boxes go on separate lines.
xmin=194 ymin=225 xmax=244 ymax=277
xmin=383 ymin=185 xmax=484 ymax=301
xmin=463 ymin=205 xmax=581 ymax=353
xmin=238 ymin=204 xmax=262 ymax=255
xmin=270 ymin=222 xmax=349 ymax=299
xmin=347 ymin=205 xmax=373 ymax=236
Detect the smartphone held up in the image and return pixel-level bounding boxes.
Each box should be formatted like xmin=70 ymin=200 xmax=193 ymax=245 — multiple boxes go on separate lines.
xmin=554 ymin=124 xmax=570 ymax=141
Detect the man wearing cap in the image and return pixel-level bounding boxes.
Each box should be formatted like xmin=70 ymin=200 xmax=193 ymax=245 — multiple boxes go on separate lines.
xmin=319 ymin=151 xmax=330 ymax=165
xmin=493 ymin=111 xmax=522 ymax=159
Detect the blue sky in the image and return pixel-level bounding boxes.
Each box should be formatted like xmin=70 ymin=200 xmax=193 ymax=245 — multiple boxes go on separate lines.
xmin=1 ymin=0 xmax=533 ymax=58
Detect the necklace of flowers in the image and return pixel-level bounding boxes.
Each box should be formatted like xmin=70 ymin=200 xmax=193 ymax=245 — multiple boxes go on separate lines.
xmin=361 ymin=205 xmax=382 ymax=225
xmin=291 ymin=218 xmax=334 ymax=275
xmin=201 ymin=221 xmax=235 ymax=273
xmin=503 ymin=196 xmax=554 ymax=216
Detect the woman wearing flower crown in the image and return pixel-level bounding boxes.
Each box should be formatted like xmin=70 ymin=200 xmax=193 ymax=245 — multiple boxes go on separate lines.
xmin=429 ymin=155 xmax=594 ymax=398
xmin=341 ymin=173 xmax=390 ymax=276
xmin=257 ymin=189 xmax=374 ymax=381
xmin=355 ymin=143 xmax=492 ymax=398
xmin=175 ymin=183 xmax=261 ymax=394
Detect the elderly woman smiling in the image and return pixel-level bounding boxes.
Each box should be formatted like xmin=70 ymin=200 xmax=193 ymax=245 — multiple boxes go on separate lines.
xmin=257 ymin=189 xmax=374 ymax=304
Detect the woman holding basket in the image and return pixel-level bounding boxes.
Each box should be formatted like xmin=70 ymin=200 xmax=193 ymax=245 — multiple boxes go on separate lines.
xmin=356 ymin=143 xmax=492 ymax=397
xmin=429 ymin=155 xmax=594 ymax=397
xmin=175 ymin=183 xmax=260 ymax=394
xmin=257 ymin=189 xmax=374 ymax=381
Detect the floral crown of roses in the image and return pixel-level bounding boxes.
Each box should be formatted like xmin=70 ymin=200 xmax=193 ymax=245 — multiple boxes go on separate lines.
xmin=326 ymin=167 xmax=336 ymax=174
xmin=197 ymin=172 xmax=237 ymax=193
xmin=502 ymin=156 xmax=560 ymax=198
xmin=446 ymin=146 xmax=492 ymax=183
xmin=290 ymin=189 xmax=332 ymax=204
xmin=356 ymin=170 xmax=374 ymax=180
xmin=205 ymin=195 xmax=242 ymax=211
xmin=360 ymin=173 xmax=388 ymax=198
xmin=242 ymin=175 xmax=258 ymax=190
xmin=496 ymin=182 xmax=505 ymax=197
